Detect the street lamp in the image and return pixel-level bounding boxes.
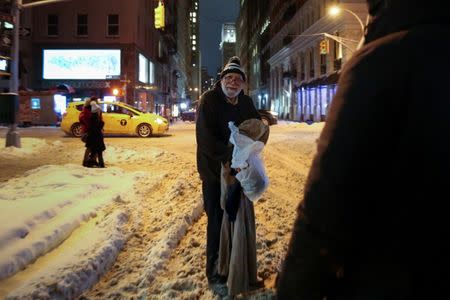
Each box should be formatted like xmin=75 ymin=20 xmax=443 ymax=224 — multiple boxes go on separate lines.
xmin=5 ymin=0 xmax=71 ymax=148
xmin=328 ymin=5 xmax=365 ymax=35
xmin=289 ymin=33 xmax=360 ymax=52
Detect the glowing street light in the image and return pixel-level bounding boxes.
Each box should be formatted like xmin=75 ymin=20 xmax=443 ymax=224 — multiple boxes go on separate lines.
xmin=328 ymin=5 xmax=365 ymax=35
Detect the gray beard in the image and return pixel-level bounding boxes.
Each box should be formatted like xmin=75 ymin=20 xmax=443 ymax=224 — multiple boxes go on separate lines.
xmin=221 ymin=82 xmax=241 ymax=99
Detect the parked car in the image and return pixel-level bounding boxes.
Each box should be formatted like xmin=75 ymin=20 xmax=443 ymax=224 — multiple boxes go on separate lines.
xmin=180 ymin=110 xmax=196 ymax=122
xmin=61 ymin=101 xmax=169 ymax=137
xmin=258 ymin=109 xmax=278 ymax=126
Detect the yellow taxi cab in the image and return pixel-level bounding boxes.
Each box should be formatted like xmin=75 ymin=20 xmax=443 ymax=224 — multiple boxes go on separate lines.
xmin=61 ymin=101 xmax=169 ymax=137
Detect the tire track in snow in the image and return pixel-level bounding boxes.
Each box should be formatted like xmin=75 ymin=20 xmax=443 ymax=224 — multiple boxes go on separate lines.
xmin=81 ymin=154 xmax=203 ymax=299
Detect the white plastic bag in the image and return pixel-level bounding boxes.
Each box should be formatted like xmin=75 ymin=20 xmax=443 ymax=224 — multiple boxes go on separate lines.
xmin=228 ymin=122 xmax=269 ymax=201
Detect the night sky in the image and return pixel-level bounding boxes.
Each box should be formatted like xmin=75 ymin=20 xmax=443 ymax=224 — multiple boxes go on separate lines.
xmin=199 ymin=0 xmax=240 ymax=76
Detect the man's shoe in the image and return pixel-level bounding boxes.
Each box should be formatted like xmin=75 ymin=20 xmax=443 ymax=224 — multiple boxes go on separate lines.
xmin=208 ymin=282 xmax=228 ymax=297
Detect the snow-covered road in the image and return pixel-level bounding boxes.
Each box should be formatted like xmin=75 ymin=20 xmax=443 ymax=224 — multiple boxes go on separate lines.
xmin=0 ymin=121 xmax=323 ymax=299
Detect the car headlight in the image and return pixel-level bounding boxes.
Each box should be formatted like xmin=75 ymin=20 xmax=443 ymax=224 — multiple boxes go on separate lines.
xmin=156 ymin=118 xmax=164 ymax=124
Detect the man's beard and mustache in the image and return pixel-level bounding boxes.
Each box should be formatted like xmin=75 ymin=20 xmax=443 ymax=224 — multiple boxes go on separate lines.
xmin=221 ymin=81 xmax=242 ymax=99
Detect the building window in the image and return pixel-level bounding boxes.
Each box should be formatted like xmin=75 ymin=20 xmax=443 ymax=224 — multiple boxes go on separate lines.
xmin=47 ymin=14 xmax=58 ymax=36
xmin=149 ymin=61 xmax=155 ymax=84
xmin=300 ymin=53 xmax=305 ymax=81
xmin=107 ymin=14 xmax=119 ymax=36
xmin=320 ymin=54 xmax=327 ymax=75
xmin=334 ymin=33 xmax=343 ymax=71
xmin=309 ymin=51 xmax=315 ymax=78
xmin=77 ymin=14 xmax=88 ymax=36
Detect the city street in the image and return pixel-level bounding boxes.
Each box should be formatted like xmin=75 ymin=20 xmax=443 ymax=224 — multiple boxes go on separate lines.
xmin=0 ymin=121 xmax=323 ymax=299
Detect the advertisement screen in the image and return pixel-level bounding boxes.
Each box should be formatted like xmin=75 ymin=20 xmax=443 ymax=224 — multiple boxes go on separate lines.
xmin=0 ymin=58 xmax=8 ymax=72
xmin=43 ymin=49 xmax=121 ymax=79
xmin=139 ymin=53 xmax=149 ymax=83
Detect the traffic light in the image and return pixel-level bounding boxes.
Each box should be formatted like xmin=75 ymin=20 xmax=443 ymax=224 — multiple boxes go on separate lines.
xmin=320 ymin=39 xmax=329 ymax=55
xmin=1 ymin=12 xmax=14 ymax=48
xmin=154 ymin=1 xmax=165 ymax=29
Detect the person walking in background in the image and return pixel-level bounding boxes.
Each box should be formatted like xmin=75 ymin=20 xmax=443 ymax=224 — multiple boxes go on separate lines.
xmin=276 ymin=0 xmax=450 ymax=299
xmin=196 ymin=56 xmax=260 ymax=296
xmin=85 ymin=101 xmax=106 ymax=168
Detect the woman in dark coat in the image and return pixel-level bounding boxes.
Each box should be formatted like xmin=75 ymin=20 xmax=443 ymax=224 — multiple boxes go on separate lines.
xmin=86 ymin=101 xmax=106 ymax=168
xmin=79 ymin=98 xmax=94 ymax=167
xmin=276 ymin=0 xmax=450 ymax=299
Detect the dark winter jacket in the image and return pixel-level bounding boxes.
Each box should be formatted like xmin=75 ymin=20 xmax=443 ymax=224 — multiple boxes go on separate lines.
xmin=86 ymin=112 xmax=105 ymax=152
xmin=196 ymin=81 xmax=260 ymax=182
xmin=277 ymin=1 xmax=450 ymax=299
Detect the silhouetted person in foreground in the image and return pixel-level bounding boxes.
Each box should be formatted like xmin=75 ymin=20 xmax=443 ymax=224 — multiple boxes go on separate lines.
xmin=276 ymin=0 xmax=450 ymax=299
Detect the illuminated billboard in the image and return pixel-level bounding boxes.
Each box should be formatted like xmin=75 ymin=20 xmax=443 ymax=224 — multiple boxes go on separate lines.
xmin=43 ymin=49 xmax=121 ymax=79
xmin=139 ymin=53 xmax=149 ymax=83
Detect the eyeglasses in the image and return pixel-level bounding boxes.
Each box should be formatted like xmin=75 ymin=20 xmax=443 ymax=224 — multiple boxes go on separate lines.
xmin=223 ymin=75 xmax=244 ymax=84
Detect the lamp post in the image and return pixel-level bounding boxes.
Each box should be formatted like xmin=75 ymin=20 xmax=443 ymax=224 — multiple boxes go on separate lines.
xmin=328 ymin=6 xmax=365 ymax=35
xmin=5 ymin=0 xmax=71 ymax=148
xmin=289 ymin=33 xmax=360 ymax=52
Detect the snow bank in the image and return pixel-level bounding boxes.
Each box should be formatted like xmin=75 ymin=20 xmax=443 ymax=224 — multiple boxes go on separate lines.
xmin=0 ymin=164 xmax=145 ymax=296
xmin=104 ymin=145 xmax=165 ymax=164
xmin=0 ymin=138 xmax=49 ymax=159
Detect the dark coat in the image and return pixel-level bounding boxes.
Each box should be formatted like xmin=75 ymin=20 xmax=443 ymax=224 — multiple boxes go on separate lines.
xmin=86 ymin=113 xmax=105 ymax=152
xmin=277 ymin=1 xmax=450 ymax=299
xmin=196 ymin=81 xmax=260 ymax=182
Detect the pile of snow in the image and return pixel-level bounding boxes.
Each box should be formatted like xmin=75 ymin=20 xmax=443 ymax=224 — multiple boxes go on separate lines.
xmin=278 ymin=120 xmax=325 ymax=131
xmin=104 ymin=145 xmax=165 ymax=164
xmin=0 ymin=138 xmax=49 ymax=159
xmin=0 ymin=164 xmax=146 ymax=298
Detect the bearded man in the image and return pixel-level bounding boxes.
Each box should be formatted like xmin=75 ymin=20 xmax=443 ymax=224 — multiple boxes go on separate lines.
xmin=195 ymin=56 xmax=260 ymax=293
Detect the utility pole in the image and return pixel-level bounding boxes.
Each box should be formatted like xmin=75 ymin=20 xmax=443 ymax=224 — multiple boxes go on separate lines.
xmin=5 ymin=0 xmax=21 ymax=148
xmin=120 ymin=74 xmax=130 ymax=103
xmin=5 ymin=0 xmax=72 ymax=148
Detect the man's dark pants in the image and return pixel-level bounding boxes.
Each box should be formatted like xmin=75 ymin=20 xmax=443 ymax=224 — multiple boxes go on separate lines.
xmin=202 ymin=180 xmax=224 ymax=283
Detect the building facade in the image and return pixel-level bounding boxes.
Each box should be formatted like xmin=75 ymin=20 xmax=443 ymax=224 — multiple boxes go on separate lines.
xmin=188 ymin=1 xmax=200 ymax=105
xmin=236 ymin=0 xmax=270 ymax=108
xmin=8 ymin=0 xmax=195 ymax=118
xmin=0 ymin=0 xmax=13 ymax=90
xmin=220 ymin=23 xmax=236 ymax=69
xmin=200 ymin=66 xmax=214 ymax=94
xmin=238 ymin=0 xmax=367 ymax=121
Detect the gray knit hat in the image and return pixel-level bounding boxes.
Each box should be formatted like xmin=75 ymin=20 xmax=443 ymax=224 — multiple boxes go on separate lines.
xmin=220 ymin=56 xmax=246 ymax=82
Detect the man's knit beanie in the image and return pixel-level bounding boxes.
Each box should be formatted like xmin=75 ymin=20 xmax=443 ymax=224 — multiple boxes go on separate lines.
xmin=220 ymin=56 xmax=246 ymax=82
